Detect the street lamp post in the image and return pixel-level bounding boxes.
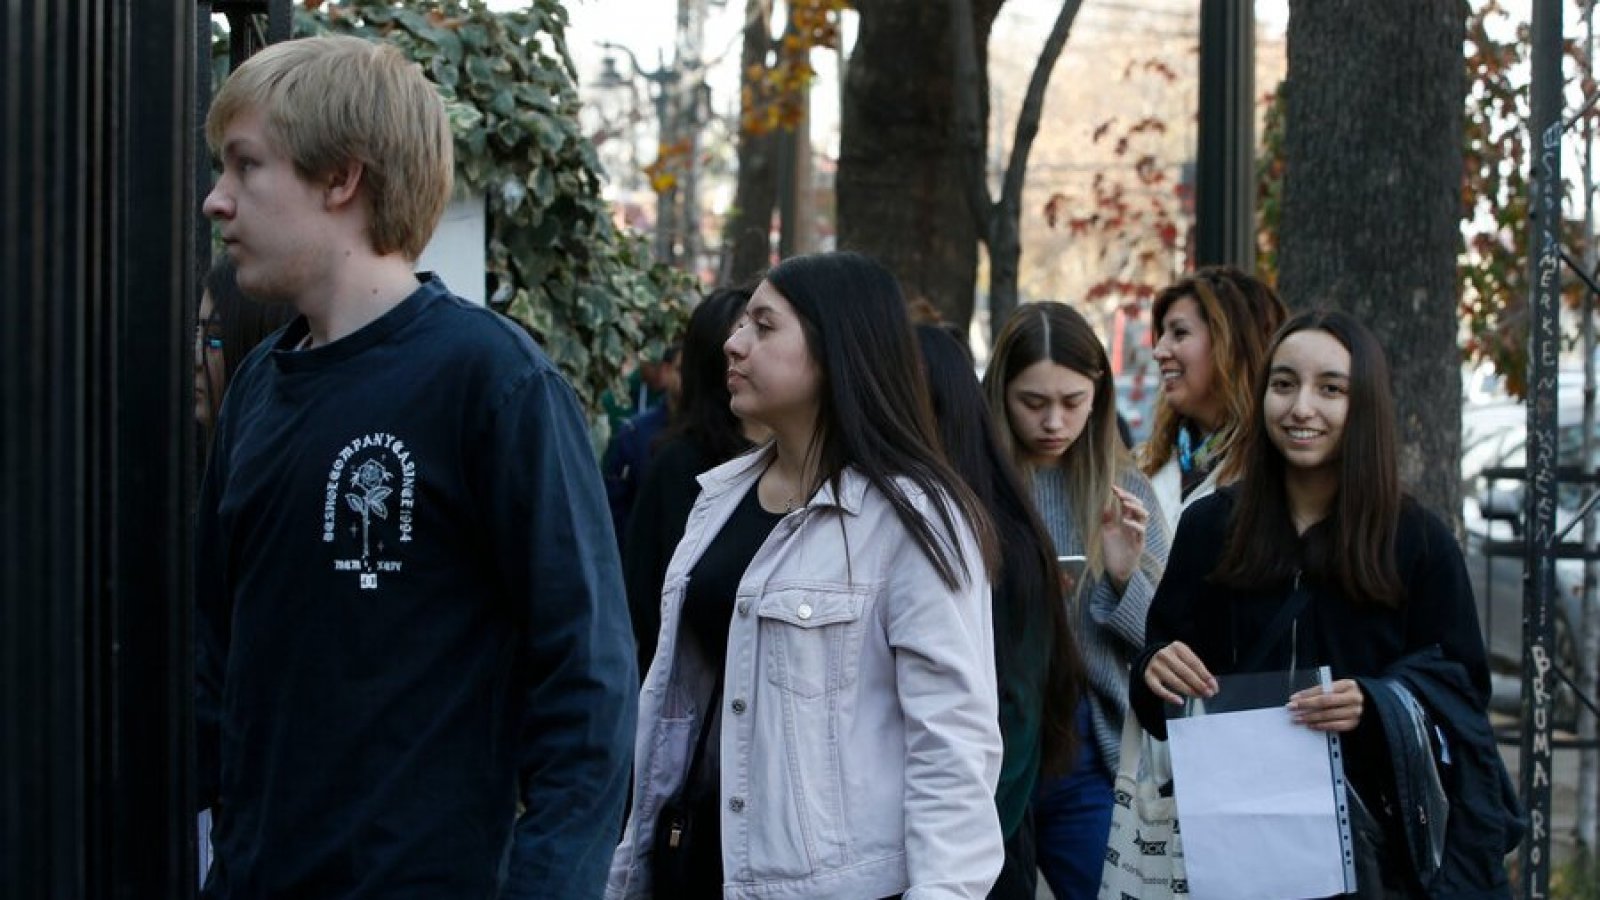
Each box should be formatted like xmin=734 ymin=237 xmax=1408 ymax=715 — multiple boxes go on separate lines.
xmin=597 ymin=41 xmax=683 ymax=266
xmin=1194 ymin=0 xmax=1254 ymax=270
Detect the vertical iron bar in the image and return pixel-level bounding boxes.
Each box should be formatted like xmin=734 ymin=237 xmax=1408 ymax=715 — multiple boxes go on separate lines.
xmin=197 ymin=2 xmax=214 ymax=299
xmin=266 ymin=0 xmax=291 ymax=43
xmin=4 ymin=1 xmax=95 ymax=894
xmin=1523 ymin=0 xmax=1562 ymax=895
xmin=112 ymin=0 xmax=197 ymax=893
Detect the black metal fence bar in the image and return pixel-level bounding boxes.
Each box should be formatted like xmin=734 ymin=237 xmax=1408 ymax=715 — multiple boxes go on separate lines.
xmin=1522 ymin=1 xmax=1563 ymax=895
xmin=1550 ymin=662 xmax=1600 ymax=722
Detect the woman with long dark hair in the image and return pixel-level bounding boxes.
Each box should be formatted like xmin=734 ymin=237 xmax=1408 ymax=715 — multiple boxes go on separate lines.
xmin=193 ymin=254 xmax=294 ymax=883
xmin=195 ymin=254 xmax=295 ymax=434
xmin=982 ymin=302 xmax=1169 ymax=900
xmin=623 ymin=285 xmax=766 ymax=675
xmin=1139 ymin=267 xmax=1287 ymax=530
xmin=1132 ymin=310 xmax=1518 ymax=896
xmin=607 ymin=251 xmax=1005 ymax=899
xmin=916 ymin=324 xmax=1086 ymax=899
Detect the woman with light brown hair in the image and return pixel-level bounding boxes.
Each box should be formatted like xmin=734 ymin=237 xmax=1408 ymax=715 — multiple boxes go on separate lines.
xmin=983 ymin=301 xmax=1168 ymax=899
xmin=1140 ymin=266 xmax=1288 ymax=531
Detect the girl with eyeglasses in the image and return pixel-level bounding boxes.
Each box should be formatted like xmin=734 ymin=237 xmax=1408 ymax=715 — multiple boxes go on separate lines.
xmin=194 ymin=255 xmax=294 ymax=433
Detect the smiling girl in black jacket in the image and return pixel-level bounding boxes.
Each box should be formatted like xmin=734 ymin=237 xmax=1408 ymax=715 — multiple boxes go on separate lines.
xmin=1130 ymin=310 xmax=1517 ymax=898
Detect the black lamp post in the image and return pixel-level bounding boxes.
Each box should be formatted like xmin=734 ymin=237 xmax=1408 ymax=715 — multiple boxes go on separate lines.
xmin=1194 ymin=0 xmax=1255 ymax=269
xmin=597 ymin=41 xmax=682 ymax=265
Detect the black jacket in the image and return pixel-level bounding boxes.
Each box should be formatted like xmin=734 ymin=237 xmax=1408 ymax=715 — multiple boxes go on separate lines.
xmin=1131 ymin=490 xmax=1492 ymax=739
xmin=1130 ymin=488 xmax=1510 ymax=894
xmin=621 ymin=435 xmax=712 ymax=676
xmin=1359 ymin=647 xmax=1520 ymax=899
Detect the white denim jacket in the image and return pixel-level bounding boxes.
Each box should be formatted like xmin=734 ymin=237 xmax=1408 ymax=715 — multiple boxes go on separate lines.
xmin=606 ymin=448 xmax=1003 ymax=900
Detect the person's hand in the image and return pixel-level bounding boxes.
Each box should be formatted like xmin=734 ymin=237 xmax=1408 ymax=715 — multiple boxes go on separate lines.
xmin=1101 ymin=485 xmax=1150 ymax=594
xmin=1143 ymin=641 xmax=1217 ymax=705
xmin=1288 ymin=680 xmax=1365 ymax=733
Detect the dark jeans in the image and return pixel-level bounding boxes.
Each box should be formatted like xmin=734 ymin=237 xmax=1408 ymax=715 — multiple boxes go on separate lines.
xmin=1032 ymin=706 xmax=1114 ymax=900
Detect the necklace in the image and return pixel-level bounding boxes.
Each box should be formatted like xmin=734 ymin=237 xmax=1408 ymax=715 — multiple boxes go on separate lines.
xmin=762 ymin=456 xmax=803 ymax=514
xmin=778 ymin=477 xmax=803 ymax=513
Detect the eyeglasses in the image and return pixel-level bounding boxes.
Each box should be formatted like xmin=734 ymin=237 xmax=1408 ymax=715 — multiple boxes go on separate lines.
xmin=197 ymin=317 xmax=224 ymax=352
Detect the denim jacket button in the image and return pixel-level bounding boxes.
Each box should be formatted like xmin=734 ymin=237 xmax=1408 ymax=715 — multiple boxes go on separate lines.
xmin=796 ymin=602 xmax=813 ymax=620
xmin=731 ymin=698 xmax=747 ymax=714
xmin=729 ymin=796 xmax=745 ymax=812
xmin=737 ymin=600 xmax=750 ymax=616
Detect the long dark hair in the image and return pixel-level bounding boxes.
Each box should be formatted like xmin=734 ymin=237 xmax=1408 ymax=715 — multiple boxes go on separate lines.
xmin=917 ymin=324 xmax=1083 ymax=776
xmin=983 ymin=302 xmax=1130 ymax=585
xmin=1213 ymin=309 xmax=1405 ymax=607
xmin=662 ymin=285 xmax=755 ymax=462
xmin=1142 ymin=266 xmax=1288 ymax=480
xmin=763 ymin=251 xmax=997 ymax=588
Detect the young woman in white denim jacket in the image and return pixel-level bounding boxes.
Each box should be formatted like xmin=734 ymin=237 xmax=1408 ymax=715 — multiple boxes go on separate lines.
xmin=1139 ymin=267 xmax=1287 ymax=532
xmin=606 ymin=251 xmax=1005 ymax=900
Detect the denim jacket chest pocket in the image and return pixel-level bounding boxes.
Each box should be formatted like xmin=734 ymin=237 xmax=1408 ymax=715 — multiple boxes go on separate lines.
xmin=755 ymin=585 xmax=875 ymax=699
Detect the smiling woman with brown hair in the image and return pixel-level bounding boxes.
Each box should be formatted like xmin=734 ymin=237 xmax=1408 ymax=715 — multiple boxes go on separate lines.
xmin=1140 ymin=266 xmax=1287 ymax=531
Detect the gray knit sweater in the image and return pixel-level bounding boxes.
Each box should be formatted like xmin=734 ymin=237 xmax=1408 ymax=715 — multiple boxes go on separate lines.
xmin=1030 ymin=465 xmax=1170 ymax=777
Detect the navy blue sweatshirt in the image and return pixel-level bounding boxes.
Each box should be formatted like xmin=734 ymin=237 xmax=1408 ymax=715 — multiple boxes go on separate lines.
xmin=195 ymin=276 xmax=637 ymax=899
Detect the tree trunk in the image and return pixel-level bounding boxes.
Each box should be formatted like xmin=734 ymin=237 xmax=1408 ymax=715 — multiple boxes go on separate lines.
xmin=837 ymin=0 xmax=1004 ymax=329
xmin=721 ymin=0 xmax=782 ymax=284
xmin=1278 ymin=0 xmax=1465 ymax=522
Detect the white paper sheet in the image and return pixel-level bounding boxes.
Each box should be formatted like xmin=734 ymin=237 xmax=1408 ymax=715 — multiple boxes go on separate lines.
xmin=1167 ymin=705 xmax=1350 ymax=900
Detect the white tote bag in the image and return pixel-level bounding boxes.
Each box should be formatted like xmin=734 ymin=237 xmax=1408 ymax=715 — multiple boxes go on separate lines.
xmin=1099 ymin=715 xmax=1188 ymax=899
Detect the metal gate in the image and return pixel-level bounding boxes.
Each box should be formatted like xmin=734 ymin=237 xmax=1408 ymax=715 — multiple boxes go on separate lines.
xmin=0 ymin=0 xmax=274 ymax=896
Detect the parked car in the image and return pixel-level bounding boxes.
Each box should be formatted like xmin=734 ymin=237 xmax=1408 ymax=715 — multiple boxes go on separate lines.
xmin=1461 ymin=398 xmax=1599 ymax=728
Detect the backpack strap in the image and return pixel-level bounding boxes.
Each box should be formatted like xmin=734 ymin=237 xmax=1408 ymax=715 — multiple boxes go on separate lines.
xmin=1235 ymin=570 xmax=1311 ymax=674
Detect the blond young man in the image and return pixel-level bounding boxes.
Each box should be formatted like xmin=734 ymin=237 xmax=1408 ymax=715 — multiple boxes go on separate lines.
xmin=195 ymin=35 xmax=635 ymax=899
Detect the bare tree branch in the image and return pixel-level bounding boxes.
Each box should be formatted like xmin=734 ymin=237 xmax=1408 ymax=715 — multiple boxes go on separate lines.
xmin=999 ymin=0 xmax=1082 ymax=222
xmin=989 ymin=0 xmax=1084 ymax=337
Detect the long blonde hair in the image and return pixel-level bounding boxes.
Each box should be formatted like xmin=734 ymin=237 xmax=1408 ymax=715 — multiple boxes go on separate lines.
xmin=984 ymin=302 xmax=1133 ymax=582
xmin=1140 ymin=267 xmax=1288 ymax=482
